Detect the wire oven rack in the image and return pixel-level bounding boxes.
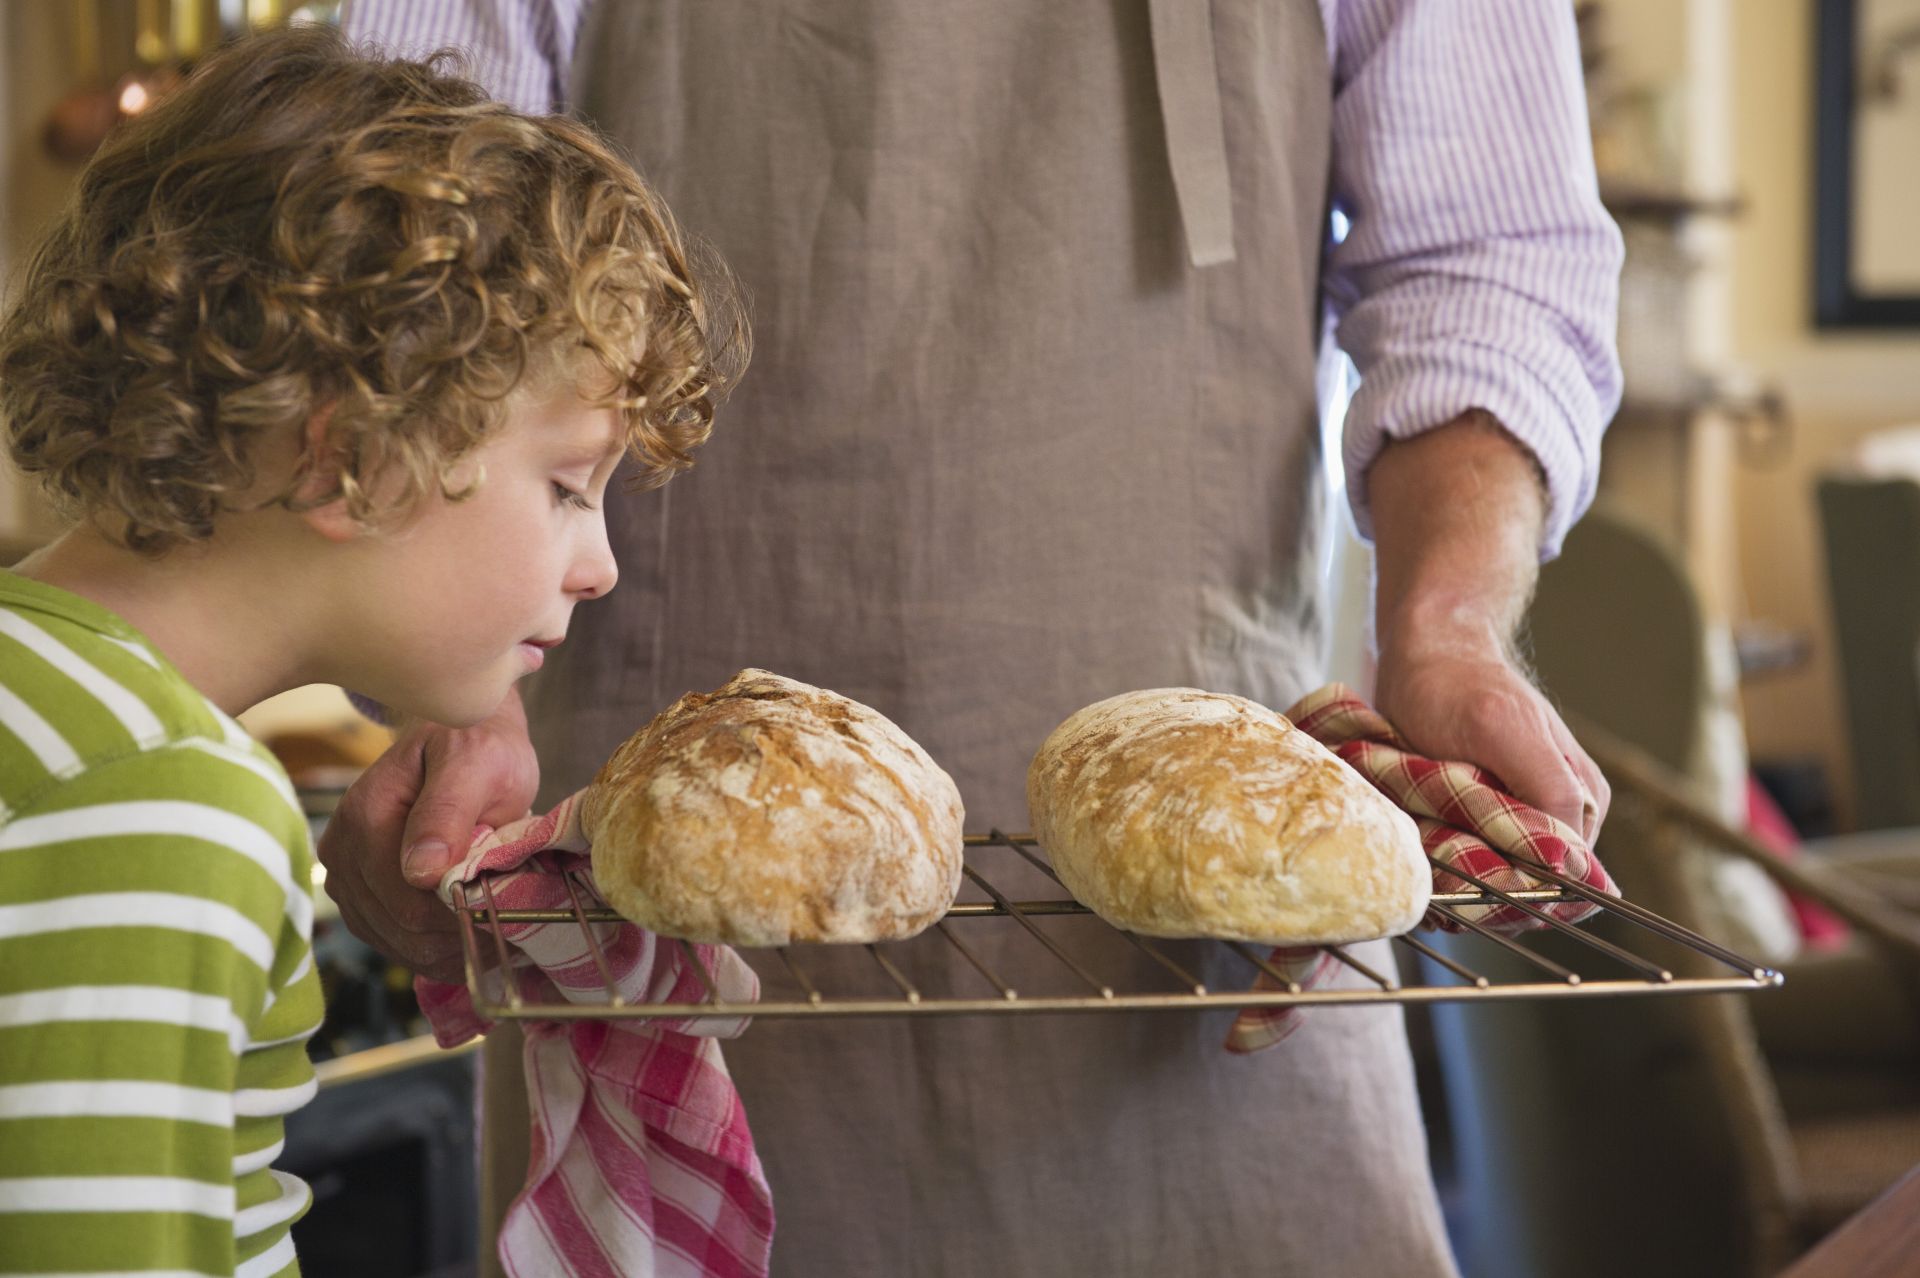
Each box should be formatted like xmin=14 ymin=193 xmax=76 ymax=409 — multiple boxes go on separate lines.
xmin=453 ymin=832 xmax=1784 ymax=1021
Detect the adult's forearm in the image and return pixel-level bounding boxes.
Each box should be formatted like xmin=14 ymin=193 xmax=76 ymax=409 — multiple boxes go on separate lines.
xmin=1367 ymin=409 xmax=1548 ymax=660
xmin=1362 ymin=409 xmax=1609 ymax=838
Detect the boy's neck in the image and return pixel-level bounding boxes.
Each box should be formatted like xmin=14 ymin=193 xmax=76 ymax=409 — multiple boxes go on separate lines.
xmin=12 ymin=519 xmax=327 ymax=716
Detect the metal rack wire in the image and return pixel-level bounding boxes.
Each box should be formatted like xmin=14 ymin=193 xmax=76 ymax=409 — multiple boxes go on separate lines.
xmin=454 ymin=831 xmax=1783 ymax=1022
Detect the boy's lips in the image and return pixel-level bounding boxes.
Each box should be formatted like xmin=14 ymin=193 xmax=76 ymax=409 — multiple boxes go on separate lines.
xmin=518 ymin=637 xmax=562 ymax=670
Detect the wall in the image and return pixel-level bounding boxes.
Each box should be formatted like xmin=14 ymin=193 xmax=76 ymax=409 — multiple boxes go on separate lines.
xmin=1853 ymin=0 xmax=1920 ymax=292
xmin=1597 ymin=0 xmax=1920 ymax=823
xmin=1727 ymin=0 xmax=1920 ymax=821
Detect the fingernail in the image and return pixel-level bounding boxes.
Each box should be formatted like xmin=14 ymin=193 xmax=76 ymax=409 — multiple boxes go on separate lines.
xmin=403 ymin=840 xmax=449 ymax=881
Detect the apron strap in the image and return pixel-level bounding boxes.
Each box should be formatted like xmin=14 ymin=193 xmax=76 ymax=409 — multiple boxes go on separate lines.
xmin=1147 ymin=0 xmax=1236 ymax=267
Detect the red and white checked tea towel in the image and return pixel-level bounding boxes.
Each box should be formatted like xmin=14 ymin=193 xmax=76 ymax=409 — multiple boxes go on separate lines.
xmin=1225 ymin=683 xmax=1620 ymax=1054
xmin=414 ymin=789 xmax=776 ymax=1278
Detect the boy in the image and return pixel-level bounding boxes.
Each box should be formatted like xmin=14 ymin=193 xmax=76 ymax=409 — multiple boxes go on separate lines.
xmin=0 ymin=25 xmax=740 ymax=1277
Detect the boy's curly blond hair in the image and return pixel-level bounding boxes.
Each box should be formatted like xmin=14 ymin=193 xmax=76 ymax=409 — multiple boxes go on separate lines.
xmin=0 ymin=24 xmax=745 ymax=554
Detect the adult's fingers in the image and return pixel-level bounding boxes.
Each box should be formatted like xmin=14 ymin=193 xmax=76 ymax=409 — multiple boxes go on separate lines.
xmin=1548 ymin=714 xmax=1612 ymax=844
xmin=327 ymin=885 xmax=466 ymax=984
xmin=396 ymin=698 xmax=540 ymax=889
xmin=398 ymin=762 xmax=509 ymax=888
xmin=1439 ymin=683 xmax=1594 ymax=846
xmin=316 ymin=748 xmax=468 ymax=979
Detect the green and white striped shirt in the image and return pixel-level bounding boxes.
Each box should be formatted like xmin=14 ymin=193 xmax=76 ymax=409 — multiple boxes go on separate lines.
xmin=0 ymin=571 xmax=320 ymax=1277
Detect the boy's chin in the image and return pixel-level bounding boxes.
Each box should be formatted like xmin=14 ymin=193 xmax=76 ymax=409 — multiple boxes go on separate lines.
xmin=388 ymin=685 xmax=513 ymax=731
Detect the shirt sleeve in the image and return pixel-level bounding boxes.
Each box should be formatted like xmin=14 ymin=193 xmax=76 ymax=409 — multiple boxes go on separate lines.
xmin=0 ymin=745 xmax=315 ymax=1277
xmin=340 ymin=0 xmax=588 ymax=113
xmin=1325 ymin=0 xmax=1624 ymax=560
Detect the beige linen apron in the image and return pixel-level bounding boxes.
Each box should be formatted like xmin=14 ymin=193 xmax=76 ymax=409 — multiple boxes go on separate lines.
xmin=484 ymin=3 xmax=1460 ymax=1273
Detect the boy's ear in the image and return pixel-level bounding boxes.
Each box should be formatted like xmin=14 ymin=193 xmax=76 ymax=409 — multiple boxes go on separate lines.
xmin=291 ymin=404 xmax=360 ymax=544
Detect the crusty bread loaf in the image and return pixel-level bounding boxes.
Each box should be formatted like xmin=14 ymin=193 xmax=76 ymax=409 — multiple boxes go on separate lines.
xmin=1027 ymin=688 xmax=1429 ymax=945
xmin=584 ymin=669 xmax=965 ymax=945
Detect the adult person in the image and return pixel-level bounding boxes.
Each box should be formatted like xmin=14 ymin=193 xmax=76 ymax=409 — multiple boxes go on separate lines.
xmin=328 ymin=2 xmax=1622 ymax=1273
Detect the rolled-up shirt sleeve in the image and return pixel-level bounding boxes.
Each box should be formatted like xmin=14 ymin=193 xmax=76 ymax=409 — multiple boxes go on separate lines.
xmin=1326 ymin=0 xmax=1624 ymax=560
xmin=340 ymin=0 xmax=585 ymax=114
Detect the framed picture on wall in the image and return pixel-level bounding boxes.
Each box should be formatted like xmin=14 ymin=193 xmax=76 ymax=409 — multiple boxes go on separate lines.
xmin=1815 ymin=0 xmax=1920 ymax=326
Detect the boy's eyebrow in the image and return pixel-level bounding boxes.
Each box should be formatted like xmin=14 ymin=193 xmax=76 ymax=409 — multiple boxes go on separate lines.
xmin=552 ymin=436 xmax=613 ymax=461
xmin=544 ymin=419 xmax=623 ymax=460
xmin=595 ymin=441 xmax=630 ymax=475
xmin=553 ymin=430 xmax=629 ymax=476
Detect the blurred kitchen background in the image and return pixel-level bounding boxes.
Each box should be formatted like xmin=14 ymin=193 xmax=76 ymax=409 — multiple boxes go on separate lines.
xmin=5 ymin=3 xmax=1920 ymax=1277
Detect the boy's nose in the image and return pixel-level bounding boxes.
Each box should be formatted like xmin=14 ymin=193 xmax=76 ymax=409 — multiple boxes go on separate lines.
xmin=568 ymin=530 xmax=619 ymax=600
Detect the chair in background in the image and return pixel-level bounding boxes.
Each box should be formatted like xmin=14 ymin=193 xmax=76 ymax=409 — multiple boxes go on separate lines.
xmin=1816 ymin=475 xmax=1920 ymax=830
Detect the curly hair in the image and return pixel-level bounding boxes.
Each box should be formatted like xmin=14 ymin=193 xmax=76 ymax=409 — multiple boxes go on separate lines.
xmin=0 ymin=24 xmax=746 ymax=554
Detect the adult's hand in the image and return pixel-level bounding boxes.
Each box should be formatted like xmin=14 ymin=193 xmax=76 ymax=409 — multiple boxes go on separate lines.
xmin=315 ymin=688 xmax=540 ymax=982
xmin=1373 ymin=629 xmax=1609 ymax=844
xmin=1365 ymin=411 xmax=1609 ymax=844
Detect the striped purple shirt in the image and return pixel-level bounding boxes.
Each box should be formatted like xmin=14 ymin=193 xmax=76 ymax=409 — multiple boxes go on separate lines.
xmin=343 ymin=0 xmax=1622 ymax=558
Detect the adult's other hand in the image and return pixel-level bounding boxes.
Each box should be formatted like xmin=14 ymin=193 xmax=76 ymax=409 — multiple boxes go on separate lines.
xmin=1366 ymin=412 xmax=1609 ymax=845
xmin=1373 ymin=633 xmax=1609 ymax=845
xmin=314 ymin=688 xmax=539 ymax=982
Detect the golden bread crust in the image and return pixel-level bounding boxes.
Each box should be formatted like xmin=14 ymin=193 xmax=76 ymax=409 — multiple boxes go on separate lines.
xmin=586 ymin=669 xmax=965 ymax=945
xmin=1027 ymin=688 xmax=1429 ymax=945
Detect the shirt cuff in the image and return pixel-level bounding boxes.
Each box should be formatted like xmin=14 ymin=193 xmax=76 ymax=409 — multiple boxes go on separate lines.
xmin=1340 ymin=340 xmax=1605 ymax=561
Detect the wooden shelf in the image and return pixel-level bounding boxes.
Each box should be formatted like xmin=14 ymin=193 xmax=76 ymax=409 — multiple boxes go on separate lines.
xmin=1601 ymin=183 xmax=1746 ymax=223
xmin=313 ymin=1034 xmax=479 ymax=1090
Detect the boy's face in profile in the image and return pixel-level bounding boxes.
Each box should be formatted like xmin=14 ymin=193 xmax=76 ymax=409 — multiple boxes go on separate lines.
xmin=346 ymin=378 xmax=624 ymax=726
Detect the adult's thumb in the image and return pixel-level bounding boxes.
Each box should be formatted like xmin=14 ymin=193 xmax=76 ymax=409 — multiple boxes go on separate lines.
xmin=399 ymin=784 xmax=488 ymax=889
xmin=399 ymin=839 xmax=459 ymax=890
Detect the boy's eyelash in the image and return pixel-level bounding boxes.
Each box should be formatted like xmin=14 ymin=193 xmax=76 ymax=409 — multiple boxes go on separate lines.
xmin=552 ymin=481 xmax=597 ymax=511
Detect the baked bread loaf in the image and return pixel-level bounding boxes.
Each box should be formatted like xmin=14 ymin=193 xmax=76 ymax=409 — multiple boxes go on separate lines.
xmin=1027 ymin=688 xmax=1429 ymax=945
xmin=584 ymin=669 xmax=965 ymax=945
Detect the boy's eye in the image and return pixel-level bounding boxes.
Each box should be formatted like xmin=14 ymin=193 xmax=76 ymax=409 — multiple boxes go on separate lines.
xmin=552 ymin=481 xmax=597 ymax=511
